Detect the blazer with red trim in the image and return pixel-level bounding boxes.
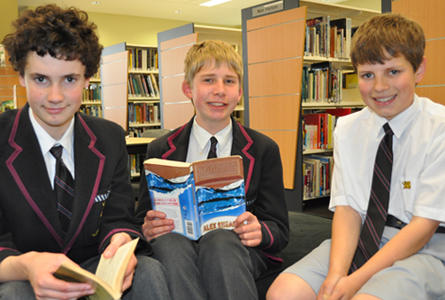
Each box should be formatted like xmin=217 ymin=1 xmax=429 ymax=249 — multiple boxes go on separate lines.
xmin=0 ymin=104 xmax=149 ymax=264
xmin=136 ymin=117 xmax=289 ymax=256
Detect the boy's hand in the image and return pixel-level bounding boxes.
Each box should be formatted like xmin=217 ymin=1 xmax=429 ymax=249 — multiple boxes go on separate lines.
xmin=317 ymin=272 xmax=341 ymax=300
xmin=317 ymin=273 xmax=361 ymax=300
xmin=3 ymin=252 xmax=95 ymax=300
xmin=233 ymin=212 xmax=262 ymax=247
xmin=103 ymin=233 xmax=137 ymax=293
xmin=142 ymin=210 xmax=175 ymax=241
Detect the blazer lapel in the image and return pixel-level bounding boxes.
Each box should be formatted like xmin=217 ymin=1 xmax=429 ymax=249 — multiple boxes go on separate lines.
xmin=7 ymin=105 xmax=64 ymax=247
xmin=162 ymin=118 xmax=193 ymax=161
xmin=231 ymin=120 xmax=255 ymax=193
xmin=62 ymin=113 xmax=105 ymax=252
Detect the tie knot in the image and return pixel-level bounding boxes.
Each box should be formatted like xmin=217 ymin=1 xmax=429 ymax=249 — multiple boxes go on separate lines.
xmin=383 ymin=123 xmax=394 ymax=136
xmin=210 ymin=136 xmax=218 ymax=146
xmin=50 ymin=145 xmax=63 ymax=160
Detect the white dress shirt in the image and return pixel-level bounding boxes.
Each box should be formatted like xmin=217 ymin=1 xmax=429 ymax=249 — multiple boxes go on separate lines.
xmin=29 ymin=107 xmax=75 ymax=188
xmin=330 ymin=95 xmax=445 ymax=227
xmin=186 ymin=117 xmax=233 ymax=163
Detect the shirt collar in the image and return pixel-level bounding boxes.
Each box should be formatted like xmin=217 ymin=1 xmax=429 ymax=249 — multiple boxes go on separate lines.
xmin=191 ymin=117 xmax=232 ymax=151
xmin=29 ymin=107 xmax=75 ymax=159
xmin=371 ymin=94 xmax=419 ymax=139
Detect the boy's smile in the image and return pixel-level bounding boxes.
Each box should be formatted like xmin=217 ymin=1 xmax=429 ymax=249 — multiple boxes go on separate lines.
xmin=357 ymin=55 xmax=426 ymax=121
xmin=19 ymin=52 xmax=89 ymax=140
xmin=182 ymin=61 xmax=242 ymax=135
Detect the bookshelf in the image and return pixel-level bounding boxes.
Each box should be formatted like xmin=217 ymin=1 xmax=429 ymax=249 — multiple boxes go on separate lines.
xmin=100 ymin=43 xmax=161 ymax=136
xmin=80 ymin=74 xmax=102 ymax=118
xmin=0 ymin=50 xmax=27 ymax=113
xmin=242 ymin=0 xmax=379 ymax=211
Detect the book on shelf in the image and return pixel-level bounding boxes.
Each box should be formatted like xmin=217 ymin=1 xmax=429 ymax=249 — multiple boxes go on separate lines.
xmin=305 ymin=16 xmax=330 ymax=58
xmin=144 ymin=156 xmax=246 ymax=240
xmin=302 ymin=61 xmax=343 ymax=103
xmin=303 ymin=155 xmax=333 ymax=199
xmin=329 ymin=18 xmax=352 ymax=59
xmin=54 ymin=238 xmax=139 ymax=300
xmin=128 ymin=48 xmax=158 ymax=71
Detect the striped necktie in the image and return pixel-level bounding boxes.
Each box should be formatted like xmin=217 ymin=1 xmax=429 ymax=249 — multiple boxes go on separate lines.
xmin=50 ymin=145 xmax=74 ymax=238
xmin=350 ymin=123 xmax=394 ymax=272
xmin=207 ymin=136 xmax=218 ymax=159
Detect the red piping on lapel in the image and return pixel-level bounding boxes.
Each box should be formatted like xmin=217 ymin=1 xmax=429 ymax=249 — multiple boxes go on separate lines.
xmin=100 ymin=229 xmax=143 ymax=250
xmin=162 ymin=124 xmax=187 ymax=159
xmin=63 ymin=114 xmax=105 ymax=255
xmin=237 ymin=123 xmax=254 ymax=192
xmin=6 ymin=107 xmax=65 ymax=247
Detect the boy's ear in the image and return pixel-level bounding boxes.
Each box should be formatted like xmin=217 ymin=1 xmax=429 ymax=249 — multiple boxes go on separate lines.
xmin=182 ymin=80 xmax=193 ymax=99
xmin=84 ymin=77 xmax=90 ymax=88
xmin=19 ymin=75 xmax=26 ymax=87
xmin=415 ymin=56 xmax=427 ymax=83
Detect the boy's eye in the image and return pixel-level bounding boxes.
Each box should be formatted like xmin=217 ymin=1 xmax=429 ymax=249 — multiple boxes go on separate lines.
xmin=361 ymin=73 xmax=373 ymax=79
xmin=35 ymin=76 xmax=47 ymax=83
xmin=65 ymin=77 xmax=76 ymax=83
xmin=389 ymin=70 xmax=399 ymax=75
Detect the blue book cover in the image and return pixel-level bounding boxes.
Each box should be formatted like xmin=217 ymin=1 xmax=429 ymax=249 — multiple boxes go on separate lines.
xmin=145 ymin=156 xmax=245 ymax=240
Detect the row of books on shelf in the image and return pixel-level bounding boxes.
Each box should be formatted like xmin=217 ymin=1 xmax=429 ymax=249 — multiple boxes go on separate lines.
xmin=83 ymin=83 xmax=101 ymax=102
xmin=129 ymin=154 xmax=142 ymax=177
xmin=305 ymin=16 xmax=355 ymax=59
xmin=79 ymin=105 xmax=103 ymax=118
xmin=128 ymin=102 xmax=160 ymax=125
xmin=128 ymin=48 xmax=158 ymax=71
xmin=128 ymin=73 xmax=159 ymax=98
xmin=303 ymin=155 xmax=333 ymax=199
xmin=302 ymin=62 xmax=343 ymax=103
xmin=303 ymin=109 xmax=352 ymax=151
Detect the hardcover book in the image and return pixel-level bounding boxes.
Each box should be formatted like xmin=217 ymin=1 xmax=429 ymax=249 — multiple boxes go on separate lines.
xmin=144 ymin=156 xmax=246 ymax=240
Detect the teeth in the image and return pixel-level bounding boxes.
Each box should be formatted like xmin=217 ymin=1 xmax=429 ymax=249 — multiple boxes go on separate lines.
xmin=375 ymin=95 xmax=396 ymax=103
xmin=209 ymin=103 xmax=225 ymax=106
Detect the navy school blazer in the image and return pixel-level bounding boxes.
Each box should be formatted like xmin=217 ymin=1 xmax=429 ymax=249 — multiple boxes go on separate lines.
xmin=136 ymin=117 xmax=289 ymax=260
xmin=0 ymin=104 xmax=149 ymax=264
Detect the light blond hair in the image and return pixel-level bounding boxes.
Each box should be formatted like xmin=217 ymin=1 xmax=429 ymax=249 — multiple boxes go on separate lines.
xmin=184 ymin=40 xmax=243 ymax=87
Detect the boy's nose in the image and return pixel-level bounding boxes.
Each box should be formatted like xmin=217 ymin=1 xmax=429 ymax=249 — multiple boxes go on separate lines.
xmin=48 ymin=84 xmax=64 ymax=102
xmin=213 ymin=80 xmax=226 ymax=95
xmin=374 ymin=76 xmax=389 ymax=92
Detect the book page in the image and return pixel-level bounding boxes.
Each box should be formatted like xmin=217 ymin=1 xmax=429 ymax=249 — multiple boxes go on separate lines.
xmin=95 ymin=238 xmax=139 ymax=292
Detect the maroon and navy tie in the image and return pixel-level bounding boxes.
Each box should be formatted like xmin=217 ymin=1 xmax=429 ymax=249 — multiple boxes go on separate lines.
xmin=350 ymin=123 xmax=394 ymax=273
xmin=207 ymin=136 xmax=218 ymax=159
xmin=50 ymin=145 xmax=74 ymax=238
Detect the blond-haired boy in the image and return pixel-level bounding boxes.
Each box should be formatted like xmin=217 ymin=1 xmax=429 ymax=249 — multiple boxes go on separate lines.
xmin=136 ymin=40 xmax=289 ymax=300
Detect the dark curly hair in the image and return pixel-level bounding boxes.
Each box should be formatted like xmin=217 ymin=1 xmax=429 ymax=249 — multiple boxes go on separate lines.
xmin=2 ymin=4 xmax=103 ymax=78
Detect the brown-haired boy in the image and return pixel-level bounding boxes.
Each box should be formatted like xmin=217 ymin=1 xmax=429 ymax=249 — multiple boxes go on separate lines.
xmin=136 ymin=40 xmax=289 ymax=300
xmin=0 ymin=4 xmax=170 ymax=299
xmin=267 ymin=13 xmax=445 ymax=300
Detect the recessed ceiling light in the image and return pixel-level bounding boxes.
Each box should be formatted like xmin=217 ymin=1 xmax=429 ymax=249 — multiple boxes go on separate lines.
xmin=200 ymin=0 xmax=232 ymax=7
xmin=90 ymin=1 xmax=100 ymax=4
xmin=175 ymin=10 xmax=182 ymax=13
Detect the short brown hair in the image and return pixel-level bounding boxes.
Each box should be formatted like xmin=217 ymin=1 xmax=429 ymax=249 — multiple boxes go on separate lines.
xmin=2 ymin=4 xmax=103 ymax=78
xmin=351 ymin=13 xmax=425 ymax=72
xmin=184 ymin=40 xmax=243 ymax=87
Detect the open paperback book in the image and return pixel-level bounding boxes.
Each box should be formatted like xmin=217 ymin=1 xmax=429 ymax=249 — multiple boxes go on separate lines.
xmin=53 ymin=238 xmax=139 ymax=300
xmin=144 ymin=155 xmax=246 ymax=240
